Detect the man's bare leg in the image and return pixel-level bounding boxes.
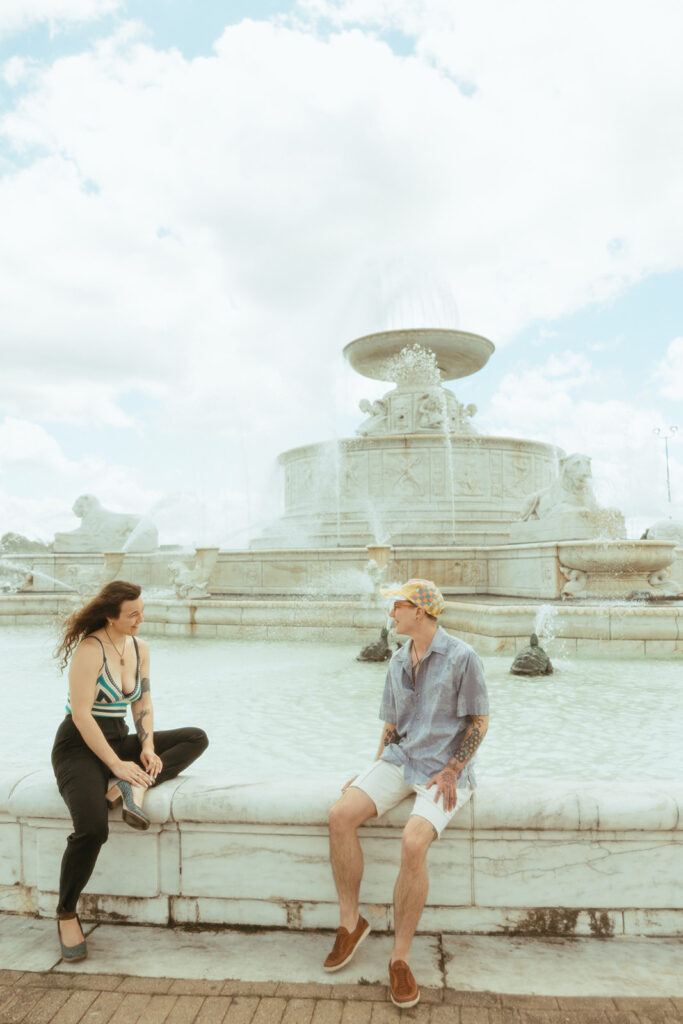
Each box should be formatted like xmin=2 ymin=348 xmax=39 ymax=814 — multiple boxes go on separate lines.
xmin=328 ymin=786 xmax=377 ymax=930
xmin=391 ymin=815 xmax=436 ymax=963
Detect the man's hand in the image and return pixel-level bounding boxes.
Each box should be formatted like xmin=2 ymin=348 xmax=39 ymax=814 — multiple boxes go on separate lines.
xmin=426 ymin=765 xmax=460 ymax=812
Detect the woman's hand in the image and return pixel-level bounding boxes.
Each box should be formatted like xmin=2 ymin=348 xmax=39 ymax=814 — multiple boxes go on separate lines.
xmin=113 ymin=760 xmax=152 ymax=788
xmin=341 ymin=775 xmax=358 ymax=793
xmin=140 ymin=748 xmax=163 ymax=783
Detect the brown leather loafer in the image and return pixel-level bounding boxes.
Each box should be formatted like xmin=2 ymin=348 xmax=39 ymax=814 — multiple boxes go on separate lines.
xmin=389 ymin=959 xmax=420 ymax=1008
xmin=323 ymin=915 xmax=371 ymax=971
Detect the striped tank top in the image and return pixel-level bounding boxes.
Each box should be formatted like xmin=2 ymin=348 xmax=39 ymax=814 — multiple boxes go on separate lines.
xmin=65 ymin=635 xmax=142 ymax=718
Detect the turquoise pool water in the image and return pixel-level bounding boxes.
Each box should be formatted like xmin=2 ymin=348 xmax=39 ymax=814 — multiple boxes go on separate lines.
xmin=4 ymin=624 xmax=682 ymax=782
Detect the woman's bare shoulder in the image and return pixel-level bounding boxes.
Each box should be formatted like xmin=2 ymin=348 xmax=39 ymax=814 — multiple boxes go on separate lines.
xmin=72 ymin=636 xmax=104 ymax=664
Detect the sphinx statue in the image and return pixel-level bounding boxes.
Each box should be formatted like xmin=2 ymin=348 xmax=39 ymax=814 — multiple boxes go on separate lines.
xmin=53 ymin=495 xmax=158 ymax=553
xmin=519 ymin=453 xmax=599 ymax=520
xmin=509 ymin=454 xmax=625 ymax=543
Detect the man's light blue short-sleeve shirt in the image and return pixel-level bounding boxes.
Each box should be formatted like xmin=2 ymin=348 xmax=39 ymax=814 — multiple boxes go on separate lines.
xmin=379 ymin=626 xmax=489 ymax=786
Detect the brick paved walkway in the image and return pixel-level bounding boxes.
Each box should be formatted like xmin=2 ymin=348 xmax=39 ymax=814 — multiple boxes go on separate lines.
xmin=1 ymin=970 xmax=681 ymax=1024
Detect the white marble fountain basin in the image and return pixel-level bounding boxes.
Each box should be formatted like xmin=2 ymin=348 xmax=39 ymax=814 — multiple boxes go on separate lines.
xmin=557 ymin=540 xmax=676 ymax=574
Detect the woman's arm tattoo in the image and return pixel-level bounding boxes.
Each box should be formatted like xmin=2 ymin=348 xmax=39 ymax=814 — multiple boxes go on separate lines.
xmin=135 ymin=707 xmax=151 ymax=744
xmin=140 ymin=676 xmax=151 ymax=694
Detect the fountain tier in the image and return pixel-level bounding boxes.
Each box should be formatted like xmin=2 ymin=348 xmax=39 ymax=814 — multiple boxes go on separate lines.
xmin=343 ymin=328 xmax=494 ymax=381
xmin=251 ymin=435 xmax=560 ymax=548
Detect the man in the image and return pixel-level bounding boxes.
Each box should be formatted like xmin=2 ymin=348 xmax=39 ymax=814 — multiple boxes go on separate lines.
xmin=325 ymin=578 xmax=489 ymax=1009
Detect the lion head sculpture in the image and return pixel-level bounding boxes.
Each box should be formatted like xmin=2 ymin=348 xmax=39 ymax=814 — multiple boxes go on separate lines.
xmin=559 ymin=454 xmax=592 ymax=492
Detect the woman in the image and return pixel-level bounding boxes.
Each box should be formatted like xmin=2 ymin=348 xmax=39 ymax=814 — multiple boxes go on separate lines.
xmin=52 ymin=580 xmax=208 ymax=962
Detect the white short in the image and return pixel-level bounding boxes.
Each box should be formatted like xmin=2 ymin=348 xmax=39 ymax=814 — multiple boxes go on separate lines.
xmin=351 ymin=759 xmax=472 ymax=838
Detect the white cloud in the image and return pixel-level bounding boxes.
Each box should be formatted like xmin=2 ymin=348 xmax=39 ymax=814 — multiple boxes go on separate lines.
xmin=0 ymin=370 xmax=141 ymax=427
xmin=0 ymin=0 xmax=120 ymax=38
xmin=1 ymin=9 xmax=681 ymax=380
xmin=653 ymin=337 xmax=683 ymax=401
xmin=0 ymin=418 xmax=74 ymax=473
xmin=296 ymin=1 xmax=683 ymax=327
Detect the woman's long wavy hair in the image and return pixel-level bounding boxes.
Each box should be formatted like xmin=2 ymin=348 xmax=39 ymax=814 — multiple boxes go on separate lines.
xmin=55 ymin=580 xmax=142 ymax=670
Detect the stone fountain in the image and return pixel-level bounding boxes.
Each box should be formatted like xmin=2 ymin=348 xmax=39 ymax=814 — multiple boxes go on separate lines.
xmin=252 ymin=328 xmax=559 ymax=549
xmin=1 ymin=327 xmax=682 ymax=654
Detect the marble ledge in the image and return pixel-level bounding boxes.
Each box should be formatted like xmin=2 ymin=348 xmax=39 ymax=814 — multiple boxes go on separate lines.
xmin=1 ymin=768 xmax=682 ymax=832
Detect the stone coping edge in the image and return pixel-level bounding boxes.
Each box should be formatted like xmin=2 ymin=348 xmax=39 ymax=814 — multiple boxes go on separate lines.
xmin=2 ymin=767 xmax=682 ymax=831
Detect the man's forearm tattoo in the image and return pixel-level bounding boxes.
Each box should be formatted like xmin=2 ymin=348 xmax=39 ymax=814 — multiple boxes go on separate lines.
xmin=140 ymin=676 xmax=151 ymax=694
xmin=450 ymin=715 xmax=487 ymax=770
xmin=383 ymin=727 xmax=400 ymax=747
xmin=135 ymin=707 xmax=150 ymax=744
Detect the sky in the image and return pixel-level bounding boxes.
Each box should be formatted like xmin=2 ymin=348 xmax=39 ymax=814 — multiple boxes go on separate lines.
xmin=1 ymin=0 xmax=682 ymax=547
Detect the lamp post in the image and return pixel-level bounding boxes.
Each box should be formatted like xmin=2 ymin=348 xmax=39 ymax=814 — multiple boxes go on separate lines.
xmin=653 ymin=426 xmax=679 ymax=511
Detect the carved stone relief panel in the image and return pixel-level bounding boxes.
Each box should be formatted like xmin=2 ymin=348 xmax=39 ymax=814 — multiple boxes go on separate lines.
xmin=440 ymin=561 xmax=465 ymax=585
xmin=430 ymin=451 xmax=448 ymax=498
xmin=298 ymin=459 xmax=315 ymax=504
xmin=341 ymin=452 xmax=369 ymax=501
xmin=454 ymin=453 xmax=486 ymax=497
xmin=368 ymin=450 xmax=385 ymax=499
xmin=504 ymin=453 xmax=534 ymax=497
xmin=489 ymin=451 xmax=503 ymax=497
xmin=284 ymin=462 xmax=305 ymax=511
xmin=384 ymin=450 xmax=429 ymax=498
xmin=534 ymin=453 xmax=555 ymax=489
xmin=462 ymin=561 xmax=485 ymax=585
xmin=286 ymin=455 xmax=329 ymax=511
xmin=245 ymin=564 xmax=261 ymax=586
xmin=284 ymin=465 xmax=294 ymax=505
xmin=541 ymin=562 xmax=556 ymax=585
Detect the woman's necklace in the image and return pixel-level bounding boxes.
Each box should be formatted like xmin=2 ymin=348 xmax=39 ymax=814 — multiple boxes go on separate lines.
xmin=105 ymin=628 xmax=127 ymax=666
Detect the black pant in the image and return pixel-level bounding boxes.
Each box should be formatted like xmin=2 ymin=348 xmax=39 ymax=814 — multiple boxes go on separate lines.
xmin=51 ymin=715 xmax=208 ymax=914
